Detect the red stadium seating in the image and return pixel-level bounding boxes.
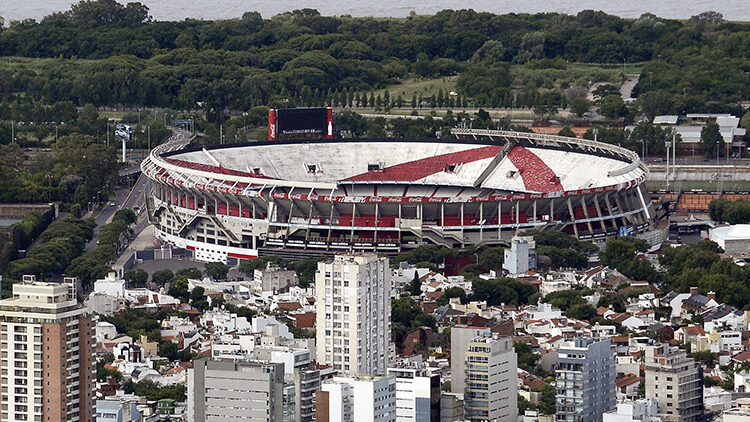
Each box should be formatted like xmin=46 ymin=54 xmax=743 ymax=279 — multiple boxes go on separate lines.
xmin=336 ymin=214 xmax=397 ymax=227
xmin=506 ymin=147 xmax=563 ymax=193
xmin=344 ymin=145 xmax=502 ymax=182
xmin=165 ymin=158 xmax=273 ymax=180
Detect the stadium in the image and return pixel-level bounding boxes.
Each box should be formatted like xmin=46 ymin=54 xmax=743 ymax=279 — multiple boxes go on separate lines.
xmin=141 ymin=130 xmax=652 ymax=264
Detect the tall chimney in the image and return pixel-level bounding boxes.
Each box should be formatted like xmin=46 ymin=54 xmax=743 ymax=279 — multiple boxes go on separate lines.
xmin=689 ymin=287 xmax=698 ymax=296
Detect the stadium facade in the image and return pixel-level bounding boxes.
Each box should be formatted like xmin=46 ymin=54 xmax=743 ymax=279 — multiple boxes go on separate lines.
xmin=141 ymin=131 xmax=652 ymax=264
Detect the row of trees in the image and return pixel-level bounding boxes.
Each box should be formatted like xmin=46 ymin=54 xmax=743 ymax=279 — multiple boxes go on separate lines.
xmin=65 ymin=209 xmax=136 ymax=288
xmin=709 ymin=198 xmax=750 ymax=224
xmin=4 ymin=216 xmax=94 ymax=286
xmin=0 ymin=208 xmax=56 ymax=273
xmin=659 ymin=241 xmax=750 ymax=309
xmin=0 ymin=134 xmax=119 ymax=207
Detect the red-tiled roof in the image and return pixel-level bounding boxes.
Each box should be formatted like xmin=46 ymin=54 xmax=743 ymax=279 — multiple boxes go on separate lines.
xmin=425 ymin=291 xmax=445 ymax=300
xmin=680 ymin=325 xmax=705 ymax=336
xmin=733 ymin=351 xmax=750 ymax=362
xmin=278 ymin=302 xmax=302 ymax=311
xmin=616 ymin=373 xmax=640 ymax=388
xmin=295 ymin=312 xmax=316 ymax=329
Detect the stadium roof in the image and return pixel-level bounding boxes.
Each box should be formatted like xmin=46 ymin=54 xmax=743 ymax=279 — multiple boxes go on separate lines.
xmin=162 ymin=139 xmax=644 ymax=194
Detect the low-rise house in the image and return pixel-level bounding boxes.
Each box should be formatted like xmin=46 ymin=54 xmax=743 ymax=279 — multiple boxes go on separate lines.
xmin=252 ymin=262 xmax=297 ymax=295
xmin=702 ymin=305 xmax=745 ymax=332
xmin=540 ymin=279 xmax=571 ymax=297
xmin=662 ymin=287 xmax=719 ymax=320
xmin=616 ymin=373 xmax=641 ymax=399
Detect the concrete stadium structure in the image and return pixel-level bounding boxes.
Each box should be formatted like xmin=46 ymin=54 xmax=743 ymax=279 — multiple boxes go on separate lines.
xmin=141 ymin=130 xmax=653 ymax=264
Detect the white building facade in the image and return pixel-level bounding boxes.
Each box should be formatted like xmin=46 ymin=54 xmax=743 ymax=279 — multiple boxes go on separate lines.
xmin=464 ymin=334 xmax=518 ymax=422
xmin=387 ymin=363 xmax=441 ymax=422
xmin=318 ymin=376 xmax=397 ymax=422
xmin=315 ymin=254 xmax=391 ymax=376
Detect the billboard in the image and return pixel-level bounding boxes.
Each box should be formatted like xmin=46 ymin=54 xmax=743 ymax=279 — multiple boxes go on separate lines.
xmin=269 ymin=108 xmax=333 ymax=140
xmin=115 ymin=123 xmax=133 ymax=141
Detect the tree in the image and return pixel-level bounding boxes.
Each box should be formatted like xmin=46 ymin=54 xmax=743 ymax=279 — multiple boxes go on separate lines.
xmin=700 ymin=122 xmax=724 ymax=158
xmin=600 ymin=237 xmax=648 ymax=269
xmin=515 ymin=342 xmax=540 ymax=372
xmin=599 ymin=95 xmax=625 ymax=119
xmin=391 ymin=295 xmax=436 ymax=348
xmin=168 ymin=278 xmax=189 ymax=302
xmin=408 ymin=271 xmax=422 ymax=296
xmin=69 ymin=0 xmax=150 ymax=27
xmin=692 ymin=350 xmax=716 ymax=367
xmin=113 ymin=209 xmax=136 ymax=225
xmin=593 ymin=84 xmax=620 ymax=99
xmin=569 ymin=97 xmax=591 ymax=117
xmin=741 ymin=109 xmax=750 ymax=131
xmin=123 ymin=268 xmax=148 ymax=287
xmin=471 ymin=40 xmax=506 ymax=66
xmin=558 ymin=126 xmax=575 ymax=137
xmin=727 ymin=199 xmax=750 ymax=225
xmin=76 ymin=104 xmax=99 ymax=135
xmin=190 ymin=286 xmax=208 ymax=311
xmin=478 ymin=247 xmax=504 ymax=271
xmin=471 ymin=278 xmax=537 ymax=306
xmin=151 ymin=269 xmax=174 ymax=286
xmin=204 ymin=262 xmax=229 ymax=281
xmin=437 ymin=286 xmax=467 ymax=306
xmin=175 ymin=267 xmax=202 ymax=280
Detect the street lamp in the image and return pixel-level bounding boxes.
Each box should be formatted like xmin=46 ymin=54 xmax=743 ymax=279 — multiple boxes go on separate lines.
xmin=638 ymin=139 xmax=645 ymax=159
xmin=717 ymin=143 xmax=720 ymax=166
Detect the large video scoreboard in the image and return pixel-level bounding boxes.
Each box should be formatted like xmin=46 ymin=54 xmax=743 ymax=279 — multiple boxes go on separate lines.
xmin=268 ymin=108 xmax=333 ymax=140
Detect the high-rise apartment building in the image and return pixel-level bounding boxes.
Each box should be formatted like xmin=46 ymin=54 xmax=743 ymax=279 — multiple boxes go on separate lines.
xmin=387 ymin=362 xmax=441 ymax=422
xmin=315 ymin=254 xmax=390 ymax=376
xmin=187 ymin=359 xmax=284 ymax=421
xmin=0 ymin=277 xmax=96 ymax=422
xmin=450 ymin=325 xmax=491 ymax=395
xmin=251 ymin=346 xmax=320 ymax=422
xmin=464 ymin=334 xmax=517 ymax=422
xmin=644 ymin=344 xmax=705 ymax=422
xmin=555 ymin=338 xmax=616 ymax=422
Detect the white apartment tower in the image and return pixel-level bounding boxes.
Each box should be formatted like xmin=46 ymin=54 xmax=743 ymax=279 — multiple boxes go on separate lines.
xmin=316 ymin=376 xmax=397 ymax=422
xmin=316 ymin=254 xmax=391 ymax=376
xmin=0 ymin=277 xmax=96 ymax=422
xmin=464 ymin=334 xmax=518 ymax=422
xmin=387 ymin=362 xmax=441 ymax=422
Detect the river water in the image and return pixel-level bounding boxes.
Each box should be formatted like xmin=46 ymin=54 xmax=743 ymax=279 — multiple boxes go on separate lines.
xmin=1 ymin=0 xmax=749 ymax=23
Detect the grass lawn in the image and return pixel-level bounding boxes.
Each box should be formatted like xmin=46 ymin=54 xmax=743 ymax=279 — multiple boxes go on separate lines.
xmin=373 ymin=76 xmax=458 ymax=101
xmin=99 ymin=111 xmax=131 ymax=121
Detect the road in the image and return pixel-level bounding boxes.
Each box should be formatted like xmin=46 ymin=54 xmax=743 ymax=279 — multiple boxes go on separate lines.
xmin=122 ymin=128 xmax=192 ymax=215
xmin=620 ymin=77 xmax=639 ymax=102
xmin=108 ymin=129 xmax=193 ymax=260
xmin=84 ymin=188 xmax=129 ymax=252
